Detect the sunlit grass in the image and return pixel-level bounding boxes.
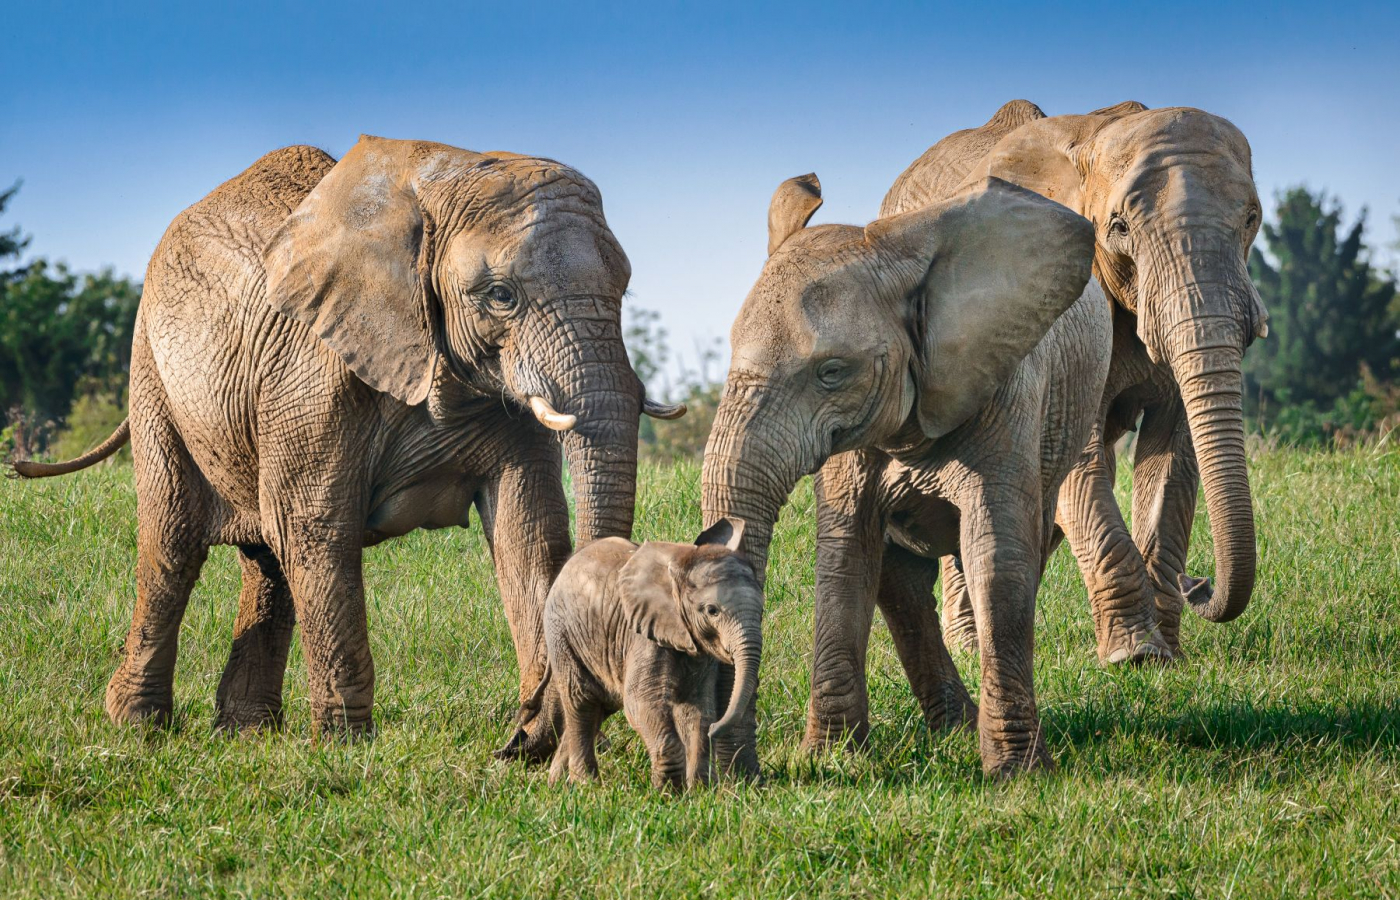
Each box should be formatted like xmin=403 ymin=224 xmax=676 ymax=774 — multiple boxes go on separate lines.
xmin=1 ymin=446 xmax=1397 ymax=897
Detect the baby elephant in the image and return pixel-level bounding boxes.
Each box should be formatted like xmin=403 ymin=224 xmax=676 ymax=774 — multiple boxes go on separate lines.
xmin=527 ymin=519 xmax=763 ymax=790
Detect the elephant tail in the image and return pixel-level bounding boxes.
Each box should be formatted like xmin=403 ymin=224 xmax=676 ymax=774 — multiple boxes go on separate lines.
xmin=7 ymin=418 xmax=130 ymax=479
xmin=516 ymin=663 xmax=553 ymax=728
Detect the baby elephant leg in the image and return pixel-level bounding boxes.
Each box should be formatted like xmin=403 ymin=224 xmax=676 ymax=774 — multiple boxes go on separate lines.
xmin=549 ymin=697 xmax=604 ymax=786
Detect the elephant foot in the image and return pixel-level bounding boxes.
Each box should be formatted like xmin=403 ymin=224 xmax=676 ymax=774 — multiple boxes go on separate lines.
xmin=922 ymin=691 xmax=979 ymax=733
xmin=1100 ymin=623 xmax=1175 ymax=667
xmin=980 ymin=732 xmax=1054 ymax=778
xmin=105 ymin=674 xmax=173 ymax=728
xmin=311 ymin=710 xmax=375 ymax=744
xmin=801 ymin=713 xmax=870 ymax=755
xmin=213 ymin=701 xmax=284 ymax=735
xmin=493 ymin=717 xmax=560 ymax=765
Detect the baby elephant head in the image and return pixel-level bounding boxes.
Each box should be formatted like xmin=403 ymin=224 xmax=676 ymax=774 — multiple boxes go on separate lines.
xmin=618 ymin=518 xmax=763 ymax=742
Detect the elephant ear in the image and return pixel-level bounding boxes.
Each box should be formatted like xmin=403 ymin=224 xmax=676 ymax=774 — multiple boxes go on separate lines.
xmin=618 ymin=542 xmax=699 ymax=655
xmin=264 ymin=135 xmax=438 ymax=406
xmin=960 ymin=115 xmax=1104 ymax=213
xmin=695 ymin=517 xmax=745 ymax=552
xmin=867 ymin=177 xmax=1095 ymax=440
xmin=767 ymin=174 xmax=823 ymax=255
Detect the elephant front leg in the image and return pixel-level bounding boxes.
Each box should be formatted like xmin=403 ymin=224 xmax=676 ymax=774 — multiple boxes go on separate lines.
xmin=876 ymin=544 xmax=977 ymax=732
xmin=277 ymin=518 xmax=375 ymax=738
xmin=1057 ymin=423 xmax=1171 ymax=664
xmin=216 ymin=545 xmax=296 ymax=732
xmin=959 ymin=492 xmax=1051 ymax=776
xmin=1131 ymin=401 xmax=1198 ymax=656
xmin=803 ymin=456 xmax=884 ymax=752
xmin=480 ymin=454 xmax=572 ymax=763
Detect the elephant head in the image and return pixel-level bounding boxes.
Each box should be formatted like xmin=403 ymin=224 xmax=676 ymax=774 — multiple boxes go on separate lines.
xmin=265 ymin=135 xmax=676 ymax=542
xmin=702 ymin=175 xmax=1095 ymax=582
xmin=966 ymin=106 xmax=1266 ymax=622
xmin=618 ymin=519 xmax=763 ymax=740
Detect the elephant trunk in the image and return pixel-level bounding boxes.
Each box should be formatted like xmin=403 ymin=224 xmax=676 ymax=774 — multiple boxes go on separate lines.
xmin=1165 ymin=313 xmax=1256 ymax=623
xmin=549 ymin=312 xmax=644 ymax=545
xmin=710 ymin=620 xmax=762 ymax=741
xmin=700 ymin=393 xmax=801 ymax=586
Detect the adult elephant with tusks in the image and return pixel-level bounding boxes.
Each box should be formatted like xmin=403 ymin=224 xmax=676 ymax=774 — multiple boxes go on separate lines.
xmin=887 ymin=101 xmax=1268 ymax=663
xmin=11 ymin=136 xmax=683 ymax=759
xmin=702 ymin=173 xmax=1107 ymax=776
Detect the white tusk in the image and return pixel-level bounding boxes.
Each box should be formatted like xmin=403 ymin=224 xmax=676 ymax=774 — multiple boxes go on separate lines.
xmin=528 ymin=396 xmax=577 ymax=432
xmin=642 ymin=398 xmax=687 ymax=420
xmin=1255 ymin=321 xmax=1269 ymax=339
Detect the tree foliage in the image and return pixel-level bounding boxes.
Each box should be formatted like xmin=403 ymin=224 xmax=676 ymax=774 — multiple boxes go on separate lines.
xmin=1246 ymin=187 xmax=1400 ymax=443
xmin=0 ymin=183 xmax=141 ymax=456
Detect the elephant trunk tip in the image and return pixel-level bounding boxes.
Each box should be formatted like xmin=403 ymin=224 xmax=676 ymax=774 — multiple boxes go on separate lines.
xmin=1179 ymin=572 xmax=1253 ymax=623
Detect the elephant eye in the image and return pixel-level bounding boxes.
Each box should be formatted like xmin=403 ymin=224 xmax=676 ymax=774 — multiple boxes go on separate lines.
xmin=817 ymin=358 xmax=849 ymax=389
xmin=483 ymin=283 xmax=518 ymax=314
xmin=1107 ymin=215 xmax=1129 ymax=239
xmin=1244 ymin=207 xmax=1260 ymax=230
xmin=706 ymin=605 xmax=720 ymax=618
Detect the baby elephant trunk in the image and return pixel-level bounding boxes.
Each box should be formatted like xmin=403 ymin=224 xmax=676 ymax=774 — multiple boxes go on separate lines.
xmin=709 ymin=621 xmax=762 ymax=742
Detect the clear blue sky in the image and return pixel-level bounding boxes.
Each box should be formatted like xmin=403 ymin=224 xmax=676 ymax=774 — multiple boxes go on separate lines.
xmin=5 ymin=1 xmax=1398 ymax=381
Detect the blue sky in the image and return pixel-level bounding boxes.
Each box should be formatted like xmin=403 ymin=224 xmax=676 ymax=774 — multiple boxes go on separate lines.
xmin=5 ymin=1 xmax=1398 ymax=381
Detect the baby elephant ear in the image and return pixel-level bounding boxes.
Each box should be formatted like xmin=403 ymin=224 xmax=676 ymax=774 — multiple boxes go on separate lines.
xmin=695 ymin=517 xmax=745 ymax=552
xmin=767 ymin=173 xmax=823 ymax=255
xmin=618 ymin=543 xmax=698 ymax=655
xmin=264 ymin=135 xmax=438 ymax=406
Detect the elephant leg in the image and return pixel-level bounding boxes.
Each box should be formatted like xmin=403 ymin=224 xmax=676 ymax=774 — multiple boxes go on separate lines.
xmin=550 ymin=700 xmax=603 ymax=786
xmin=675 ymin=700 xmax=713 ymax=789
xmin=875 ymin=543 xmax=978 ymax=732
xmin=106 ymin=386 xmax=211 ymax=727
xmin=1131 ymin=400 xmax=1198 ymax=656
xmin=1056 ymin=422 xmax=1171 ymax=664
xmin=803 ymin=454 xmax=883 ymax=752
xmin=215 ymin=544 xmax=295 ymax=732
xmin=480 ymin=450 xmax=572 ymax=763
xmin=275 ymin=517 xmax=375 ymax=738
xmin=960 ymin=485 xmax=1052 ymax=776
xmin=939 ymin=555 xmax=977 ymax=654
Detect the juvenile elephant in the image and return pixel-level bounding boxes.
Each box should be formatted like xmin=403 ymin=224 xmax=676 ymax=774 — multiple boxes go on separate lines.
xmin=530 ymin=519 xmax=762 ymax=790
xmin=886 ymin=100 xmax=1267 ymax=661
xmin=14 ymin=137 xmax=680 ymax=752
xmin=701 ymin=174 xmax=1104 ymax=775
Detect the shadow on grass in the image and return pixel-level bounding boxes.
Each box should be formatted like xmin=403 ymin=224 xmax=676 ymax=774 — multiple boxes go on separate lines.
xmin=1052 ymin=695 xmax=1400 ymax=753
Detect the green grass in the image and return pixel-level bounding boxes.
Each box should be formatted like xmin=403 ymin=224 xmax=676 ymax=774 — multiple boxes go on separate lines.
xmin=2 ymin=447 xmax=1398 ymax=898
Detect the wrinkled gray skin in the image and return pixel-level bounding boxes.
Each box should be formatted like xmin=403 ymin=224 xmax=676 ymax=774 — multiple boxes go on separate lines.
xmin=531 ymin=519 xmax=762 ymax=790
xmin=701 ymin=174 xmax=1105 ymax=775
xmin=13 ymin=138 xmax=681 ymax=754
xmin=888 ymin=101 xmax=1266 ymax=662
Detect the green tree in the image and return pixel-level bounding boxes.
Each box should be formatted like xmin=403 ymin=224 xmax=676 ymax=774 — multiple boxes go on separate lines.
xmin=0 ymin=182 xmax=141 ymax=455
xmin=1246 ymin=188 xmax=1400 ymax=440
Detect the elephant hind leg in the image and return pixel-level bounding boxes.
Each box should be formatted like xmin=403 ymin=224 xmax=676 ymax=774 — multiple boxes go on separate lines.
xmin=215 ymin=544 xmax=295 ymax=732
xmin=107 ymin=397 xmax=214 ymax=727
xmin=877 ymin=545 xmax=977 ymax=732
xmin=549 ymin=699 xmax=604 ymax=786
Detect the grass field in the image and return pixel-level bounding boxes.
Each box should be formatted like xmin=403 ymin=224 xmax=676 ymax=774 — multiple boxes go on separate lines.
xmin=2 ymin=446 xmax=1398 ymax=898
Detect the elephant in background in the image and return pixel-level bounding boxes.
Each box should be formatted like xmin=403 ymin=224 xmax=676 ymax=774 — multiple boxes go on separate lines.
xmin=701 ymin=174 xmax=1106 ymax=775
xmin=14 ymin=136 xmax=681 ymax=756
xmin=885 ymin=100 xmax=1267 ymax=662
